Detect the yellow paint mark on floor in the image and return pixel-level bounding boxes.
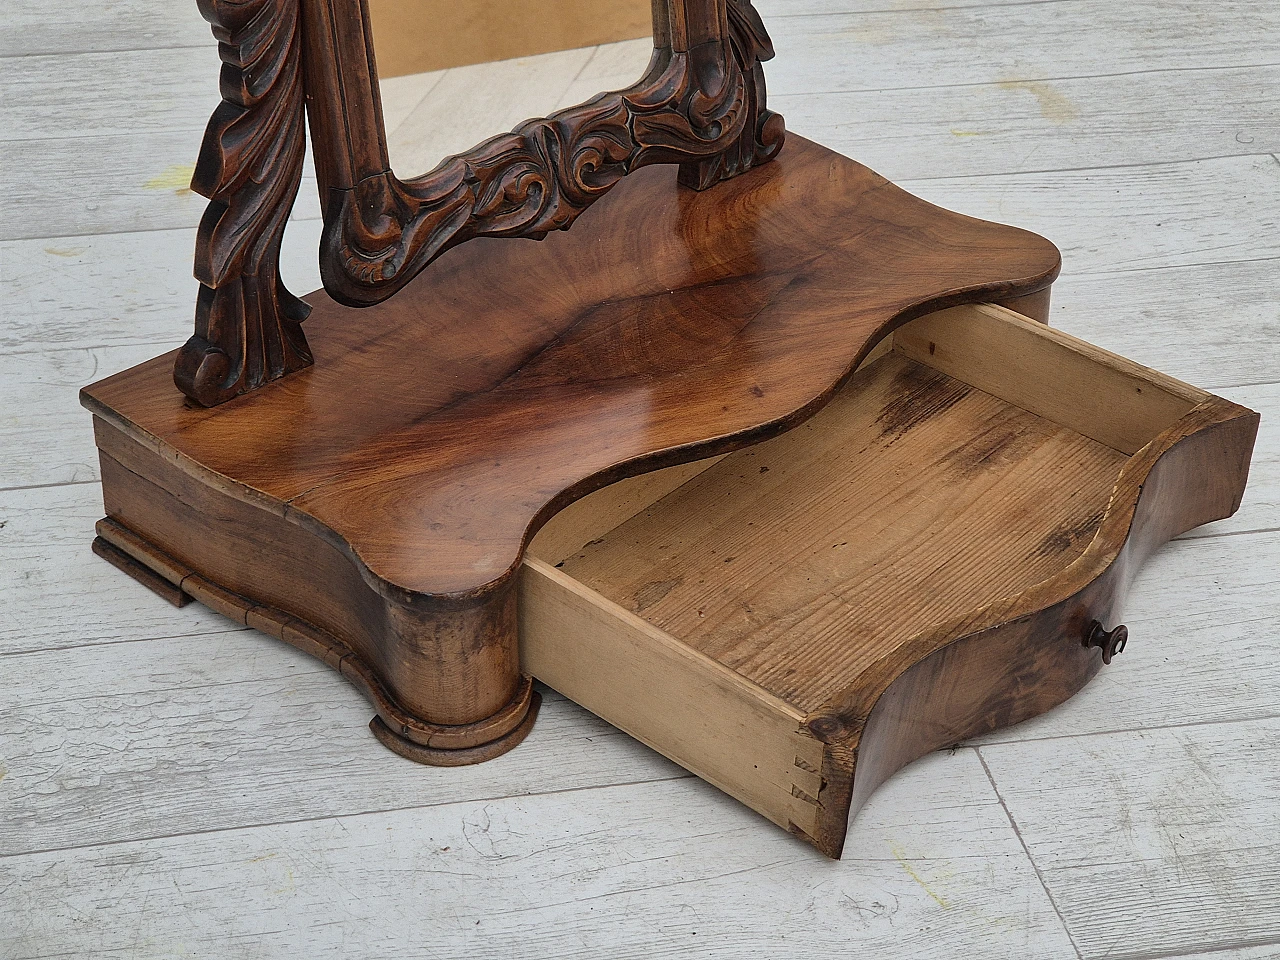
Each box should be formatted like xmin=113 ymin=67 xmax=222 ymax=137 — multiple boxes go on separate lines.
xmin=144 ymin=163 xmax=196 ymax=195
xmin=998 ymin=80 xmax=1081 ymax=124
xmin=270 ymin=867 xmax=295 ymax=896
xmin=892 ymin=843 xmax=951 ymax=908
xmin=950 ymin=129 xmax=986 ymax=137
xmin=0 ymin=763 xmax=7 ymax=783
xmin=44 ymin=246 xmax=86 ymax=257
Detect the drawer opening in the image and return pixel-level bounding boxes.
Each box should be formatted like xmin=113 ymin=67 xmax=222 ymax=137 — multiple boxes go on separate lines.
xmin=520 ymin=302 xmax=1212 ymax=851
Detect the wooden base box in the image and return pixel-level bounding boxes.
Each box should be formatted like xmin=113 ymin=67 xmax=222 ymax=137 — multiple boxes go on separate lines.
xmin=85 ymin=296 xmax=1256 ymax=857
xmin=82 ymin=138 xmax=1257 ymax=858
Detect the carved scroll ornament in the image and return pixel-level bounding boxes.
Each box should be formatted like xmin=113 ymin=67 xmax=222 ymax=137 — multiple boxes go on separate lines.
xmin=176 ymin=0 xmax=784 ymax=404
xmin=679 ymin=0 xmax=785 ymax=190
xmin=318 ymin=0 xmax=786 ymax=307
xmin=176 ymin=0 xmax=314 ymax=407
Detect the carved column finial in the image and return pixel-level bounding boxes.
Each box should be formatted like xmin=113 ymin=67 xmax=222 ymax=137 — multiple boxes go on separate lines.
xmin=175 ymin=0 xmax=313 ymax=408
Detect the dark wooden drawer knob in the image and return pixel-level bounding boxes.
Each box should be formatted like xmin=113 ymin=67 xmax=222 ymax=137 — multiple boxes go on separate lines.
xmin=1085 ymin=620 xmax=1129 ymax=664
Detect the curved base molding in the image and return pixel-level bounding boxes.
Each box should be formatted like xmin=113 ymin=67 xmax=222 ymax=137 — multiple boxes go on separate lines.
xmin=90 ymin=515 xmax=539 ymax=764
xmin=370 ymin=693 xmax=542 ymax=767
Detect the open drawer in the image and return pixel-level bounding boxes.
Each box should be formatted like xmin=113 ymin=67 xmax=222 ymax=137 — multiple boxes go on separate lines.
xmin=520 ymin=303 xmax=1258 ymax=858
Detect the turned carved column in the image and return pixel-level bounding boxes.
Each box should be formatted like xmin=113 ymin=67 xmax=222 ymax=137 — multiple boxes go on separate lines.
xmin=176 ymin=0 xmax=315 ymax=408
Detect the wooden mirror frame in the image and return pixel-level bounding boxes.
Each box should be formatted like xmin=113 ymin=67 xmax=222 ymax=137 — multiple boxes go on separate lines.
xmin=175 ymin=0 xmax=784 ymax=406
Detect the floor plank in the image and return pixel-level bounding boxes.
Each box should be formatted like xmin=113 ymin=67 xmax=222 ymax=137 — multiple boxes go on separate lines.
xmin=766 ymin=0 xmax=1280 ymax=96
xmin=0 ymin=751 xmax=1080 ymax=959
xmin=779 ymin=65 xmax=1280 ymax=181
xmin=901 ymin=155 xmax=1280 ymax=275
xmin=0 ymin=47 xmax=219 ymax=141
xmin=1158 ymin=948 xmax=1280 ymax=960
xmin=1 ymin=484 xmax=245 ymax=655
xmin=0 ymin=0 xmax=1082 ymax=59
xmin=770 ymin=0 xmax=1065 ymax=13
xmin=1 ymin=134 xmax=324 ymax=242
xmin=978 ymin=717 xmax=1280 ymax=960
xmin=0 ymin=0 xmax=210 ymax=57
xmin=0 ymin=343 xmax=166 ymax=489
xmin=0 ymin=220 xmax=325 ymax=356
xmin=1048 ymin=259 xmax=1280 ymax=391
xmin=0 ymin=627 xmax=683 ymax=858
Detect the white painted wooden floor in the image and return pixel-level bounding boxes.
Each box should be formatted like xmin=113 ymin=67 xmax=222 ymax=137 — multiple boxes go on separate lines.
xmin=2 ymin=2 xmax=1278 ymax=957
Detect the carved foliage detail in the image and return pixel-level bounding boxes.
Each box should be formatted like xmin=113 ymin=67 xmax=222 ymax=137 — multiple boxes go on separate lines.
xmin=321 ymin=0 xmax=786 ymax=307
xmin=175 ymin=0 xmax=313 ymax=407
xmin=679 ymin=0 xmax=786 ymax=190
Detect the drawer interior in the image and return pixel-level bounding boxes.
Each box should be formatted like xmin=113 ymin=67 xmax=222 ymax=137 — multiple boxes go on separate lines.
xmin=554 ymin=349 xmax=1127 ymax=715
xmin=519 ymin=302 xmax=1208 ymax=844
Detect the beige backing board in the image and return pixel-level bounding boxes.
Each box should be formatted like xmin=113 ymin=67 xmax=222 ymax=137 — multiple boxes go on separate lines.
xmin=369 ymin=0 xmax=652 ymax=77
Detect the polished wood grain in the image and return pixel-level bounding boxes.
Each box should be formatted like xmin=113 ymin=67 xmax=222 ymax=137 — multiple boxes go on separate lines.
xmin=83 ymin=135 xmax=1061 ymax=763
xmin=89 ymin=136 xmax=1061 ymax=594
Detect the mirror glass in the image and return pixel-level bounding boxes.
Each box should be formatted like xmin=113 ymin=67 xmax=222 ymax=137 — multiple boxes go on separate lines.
xmin=369 ymin=0 xmax=655 ymax=176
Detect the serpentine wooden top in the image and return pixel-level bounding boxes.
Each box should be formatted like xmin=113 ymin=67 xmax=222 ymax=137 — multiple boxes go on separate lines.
xmin=83 ymin=136 xmax=1060 ymax=602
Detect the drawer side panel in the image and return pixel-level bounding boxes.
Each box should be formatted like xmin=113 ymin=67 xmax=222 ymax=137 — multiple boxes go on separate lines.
xmin=520 ymin=558 xmax=826 ymax=838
